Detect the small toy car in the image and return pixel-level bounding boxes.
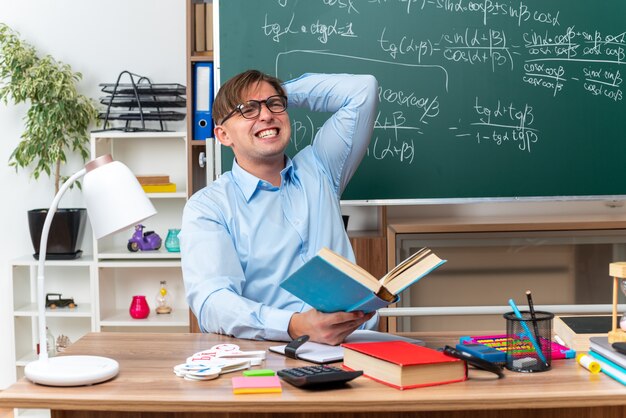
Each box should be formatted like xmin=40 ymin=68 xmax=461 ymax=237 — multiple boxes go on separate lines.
xmin=46 ymin=293 xmax=77 ymax=309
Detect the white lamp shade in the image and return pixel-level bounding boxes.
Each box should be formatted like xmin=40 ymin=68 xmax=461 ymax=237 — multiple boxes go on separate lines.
xmin=82 ymin=159 xmax=157 ymax=239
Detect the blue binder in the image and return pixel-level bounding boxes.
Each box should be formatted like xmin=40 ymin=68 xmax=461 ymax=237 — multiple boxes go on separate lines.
xmin=193 ymin=62 xmax=214 ymax=140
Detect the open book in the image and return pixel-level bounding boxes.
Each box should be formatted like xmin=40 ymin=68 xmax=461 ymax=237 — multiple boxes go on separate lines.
xmin=280 ymin=247 xmax=446 ymax=313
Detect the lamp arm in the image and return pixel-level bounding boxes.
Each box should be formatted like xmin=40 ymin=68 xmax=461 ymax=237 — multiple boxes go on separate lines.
xmin=37 ymin=168 xmax=87 ymax=362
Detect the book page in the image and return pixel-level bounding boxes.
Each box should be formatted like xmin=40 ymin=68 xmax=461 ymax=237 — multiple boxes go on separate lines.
xmin=383 ymin=252 xmax=444 ymax=295
xmin=379 ymin=247 xmax=430 ymax=286
xmin=318 ymin=247 xmax=381 ymax=291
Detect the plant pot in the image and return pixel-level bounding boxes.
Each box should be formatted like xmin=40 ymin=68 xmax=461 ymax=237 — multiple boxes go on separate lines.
xmin=28 ymin=208 xmax=87 ymax=260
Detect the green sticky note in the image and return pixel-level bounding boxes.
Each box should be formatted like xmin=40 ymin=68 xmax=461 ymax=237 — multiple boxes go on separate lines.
xmin=243 ymin=369 xmax=275 ymax=377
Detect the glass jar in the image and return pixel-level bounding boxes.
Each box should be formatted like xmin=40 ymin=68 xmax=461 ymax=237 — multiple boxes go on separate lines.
xmin=129 ymin=295 xmax=150 ymax=319
xmin=46 ymin=327 xmax=56 ymax=357
xmin=164 ymin=228 xmax=180 ymax=252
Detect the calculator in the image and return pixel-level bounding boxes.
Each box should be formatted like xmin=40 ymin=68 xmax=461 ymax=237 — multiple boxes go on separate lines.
xmin=277 ymin=365 xmax=363 ymax=388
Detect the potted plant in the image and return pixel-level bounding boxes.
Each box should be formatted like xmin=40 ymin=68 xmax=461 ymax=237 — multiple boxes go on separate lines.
xmin=0 ymin=23 xmax=98 ymax=259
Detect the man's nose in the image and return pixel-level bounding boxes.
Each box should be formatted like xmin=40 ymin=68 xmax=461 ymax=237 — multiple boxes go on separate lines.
xmin=257 ymin=103 xmax=274 ymax=121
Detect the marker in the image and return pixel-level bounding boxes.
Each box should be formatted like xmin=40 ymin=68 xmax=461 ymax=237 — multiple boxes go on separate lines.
xmin=576 ymin=353 xmax=601 ymax=374
xmin=508 ymin=298 xmax=548 ymax=367
xmin=554 ymin=335 xmax=567 ymax=347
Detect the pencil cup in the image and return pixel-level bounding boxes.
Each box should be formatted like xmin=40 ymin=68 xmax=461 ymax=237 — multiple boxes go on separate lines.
xmin=503 ymin=310 xmax=554 ymax=373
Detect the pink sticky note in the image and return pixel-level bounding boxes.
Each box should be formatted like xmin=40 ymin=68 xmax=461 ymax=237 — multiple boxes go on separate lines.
xmin=232 ymin=376 xmax=282 ymax=394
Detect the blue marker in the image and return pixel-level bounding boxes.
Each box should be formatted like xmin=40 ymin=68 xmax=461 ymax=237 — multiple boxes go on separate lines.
xmin=508 ymin=298 xmax=548 ymax=366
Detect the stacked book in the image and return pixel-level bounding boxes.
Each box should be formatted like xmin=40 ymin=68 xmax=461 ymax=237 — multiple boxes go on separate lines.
xmin=588 ymin=336 xmax=626 ymax=385
xmin=136 ymin=175 xmax=176 ymax=193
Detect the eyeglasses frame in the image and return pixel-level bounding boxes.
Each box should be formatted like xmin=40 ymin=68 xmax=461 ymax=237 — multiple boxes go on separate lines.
xmin=219 ymin=94 xmax=288 ymax=125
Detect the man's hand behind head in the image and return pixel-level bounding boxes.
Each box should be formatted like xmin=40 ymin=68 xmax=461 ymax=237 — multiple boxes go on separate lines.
xmin=288 ymin=309 xmax=375 ymax=346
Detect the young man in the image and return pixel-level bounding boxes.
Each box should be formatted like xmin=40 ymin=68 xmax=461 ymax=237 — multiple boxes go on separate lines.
xmin=180 ymin=71 xmax=378 ymax=345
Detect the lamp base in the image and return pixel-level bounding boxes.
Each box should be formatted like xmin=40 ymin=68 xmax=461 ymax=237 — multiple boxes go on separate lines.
xmin=24 ymin=355 xmax=119 ymax=386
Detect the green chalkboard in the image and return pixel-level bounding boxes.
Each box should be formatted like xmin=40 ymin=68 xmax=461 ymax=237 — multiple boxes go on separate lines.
xmin=217 ymin=0 xmax=626 ymax=202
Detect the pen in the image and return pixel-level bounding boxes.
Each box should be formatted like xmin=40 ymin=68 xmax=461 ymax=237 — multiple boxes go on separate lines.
xmin=508 ymin=298 xmax=548 ymax=367
xmin=526 ymin=290 xmax=542 ymax=352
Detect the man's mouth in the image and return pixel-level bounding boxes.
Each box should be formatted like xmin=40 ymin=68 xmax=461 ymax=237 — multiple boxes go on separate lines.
xmin=256 ymin=128 xmax=278 ymax=139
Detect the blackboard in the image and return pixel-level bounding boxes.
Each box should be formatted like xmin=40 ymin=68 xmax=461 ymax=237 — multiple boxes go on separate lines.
xmin=217 ymin=0 xmax=626 ymax=202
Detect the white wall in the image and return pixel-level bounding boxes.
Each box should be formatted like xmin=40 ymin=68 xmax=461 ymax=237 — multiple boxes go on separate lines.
xmin=0 ymin=0 xmax=185 ymax=389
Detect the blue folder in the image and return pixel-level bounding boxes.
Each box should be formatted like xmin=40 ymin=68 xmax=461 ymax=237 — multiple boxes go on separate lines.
xmin=193 ymin=62 xmax=214 ymax=140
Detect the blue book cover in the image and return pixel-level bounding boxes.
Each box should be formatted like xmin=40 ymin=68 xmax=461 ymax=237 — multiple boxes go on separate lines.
xmin=588 ymin=351 xmax=626 ymax=385
xmin=280 ymin=247 xmax=445 ymax=313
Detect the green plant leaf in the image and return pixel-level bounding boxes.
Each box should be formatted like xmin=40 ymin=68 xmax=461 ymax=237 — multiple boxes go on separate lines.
xmin=0 ymin=23 xmax=97 ymax=195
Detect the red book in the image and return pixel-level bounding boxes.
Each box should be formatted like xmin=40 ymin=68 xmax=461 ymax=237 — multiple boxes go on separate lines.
xmin=342 ymin=341 xmax=467 ymax=390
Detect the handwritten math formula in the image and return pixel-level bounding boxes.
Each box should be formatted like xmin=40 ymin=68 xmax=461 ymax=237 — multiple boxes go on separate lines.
xmin=250 ymin=0 xmax=626 ymax=162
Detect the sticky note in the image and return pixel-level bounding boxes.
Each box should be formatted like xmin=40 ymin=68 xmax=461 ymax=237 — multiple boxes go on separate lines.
xmin=243 ymin=369 xmax=275 ymax=377
xmin=232 ymin=376 xmax=282 ymax=394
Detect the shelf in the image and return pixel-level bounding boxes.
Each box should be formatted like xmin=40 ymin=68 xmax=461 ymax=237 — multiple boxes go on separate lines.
xmin=96 ymin=251 xmax=181 ymax=264
xmin=99 ymin=309 xmax=188 ymax=327
xmin=15 ymin=352 xmax=38 ymax=366
xmin=14 ymin=409 xmax=50 ymax=418
xmin=10 ymin=254 xmax=95 ymax=267
xmin=91 ymin=131 xmax=186 ymax=140
xmin=146 ymin=192 xmax=187 ymax=199
xmin=13 ymin=303 xmax=92 ymax=317
xmin=98 ymin=259 xmax=181 ymax=268
xmin=191 ymin=52 xmax=213 ymax=61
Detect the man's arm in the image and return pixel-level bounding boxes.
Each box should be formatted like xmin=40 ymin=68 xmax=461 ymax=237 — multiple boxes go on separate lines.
xmin=180 ymin=194 xmax=294 ymax=341
xmin=284 ymin=73 xmax=378 ymax=194
xmin=180 ymin=190 xmax=375 ymax=343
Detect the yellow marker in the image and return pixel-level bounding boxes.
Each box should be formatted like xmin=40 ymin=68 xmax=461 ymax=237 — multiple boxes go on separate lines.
xmin=576 ymin=353 xmax=601 ymax=374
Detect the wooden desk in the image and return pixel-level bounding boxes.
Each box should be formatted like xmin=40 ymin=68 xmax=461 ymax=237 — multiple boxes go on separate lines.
xmin=2 ymin=332 xmax=626 ymax=418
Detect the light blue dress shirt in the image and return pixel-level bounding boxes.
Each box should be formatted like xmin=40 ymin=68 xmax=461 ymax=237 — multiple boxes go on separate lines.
xmin=180 ymin=73 xmax=379 ymax=341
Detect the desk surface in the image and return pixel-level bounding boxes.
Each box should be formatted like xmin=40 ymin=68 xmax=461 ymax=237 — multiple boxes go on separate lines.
xmin=1 ymin=332 xmax=626 ymax=416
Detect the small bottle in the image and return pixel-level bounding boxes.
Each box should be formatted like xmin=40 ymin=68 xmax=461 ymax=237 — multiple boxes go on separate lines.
xmin=155 ymin=280 xmax=172 ymax=314
xmin=46 ymin=327 xmax=56 ymax=357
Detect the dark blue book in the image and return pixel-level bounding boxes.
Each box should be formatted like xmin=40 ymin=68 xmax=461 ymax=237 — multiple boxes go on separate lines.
xmin=280 ymin=247 xmax=446 ymax=313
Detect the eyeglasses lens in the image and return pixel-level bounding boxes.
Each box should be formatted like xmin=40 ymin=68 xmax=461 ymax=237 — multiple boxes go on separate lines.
xmin=240 ymin=96 xmax=287 ymax=119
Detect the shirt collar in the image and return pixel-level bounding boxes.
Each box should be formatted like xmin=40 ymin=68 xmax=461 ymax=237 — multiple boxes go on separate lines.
xmin=231 ymin=157 xmax=295 ymax=202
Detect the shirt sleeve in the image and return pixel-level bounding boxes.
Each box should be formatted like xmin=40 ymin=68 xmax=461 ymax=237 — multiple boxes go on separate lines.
xmin=179 ymin=192 xmax=294 ymax=341
xmin=284 ymin=73 xmax=378 ymax=195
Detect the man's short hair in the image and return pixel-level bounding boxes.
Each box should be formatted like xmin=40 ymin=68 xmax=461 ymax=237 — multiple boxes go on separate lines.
xmin=213 ymin=70 xmax=285 ymax=125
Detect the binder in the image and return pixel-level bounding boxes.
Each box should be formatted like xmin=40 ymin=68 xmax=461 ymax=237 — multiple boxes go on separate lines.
xmin=193 ymin=62 xmax=214 ymax=140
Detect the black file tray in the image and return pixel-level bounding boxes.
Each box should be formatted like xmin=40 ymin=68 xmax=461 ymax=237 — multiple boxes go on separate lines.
xmin=98 ymin=111 xmax=186 ymax=121
xmin=96 ymin=71 xmax=186 ymax=132
xmin=100 ymin=95 xmax=187 ymax=108
xmin=100 ymin=83 xmax=186 ymax=96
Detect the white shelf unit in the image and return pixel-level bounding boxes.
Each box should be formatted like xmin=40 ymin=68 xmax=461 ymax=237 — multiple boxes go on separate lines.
xmin=90 ymin=131 xmax=189 ymax=331
xmin=8 ymin=256 xmax=96 ymax=382
xmin=90 ymin=131 xmax=188 ymax=256
xmin=97 ymin=259 xmax=188 ymax=331
xmin=8 ymin=131 xmax=191 ymax=386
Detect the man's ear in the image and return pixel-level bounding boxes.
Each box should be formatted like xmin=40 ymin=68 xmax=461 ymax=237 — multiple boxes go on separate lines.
xmin=214 ymin=125 xmax=232 ymax=147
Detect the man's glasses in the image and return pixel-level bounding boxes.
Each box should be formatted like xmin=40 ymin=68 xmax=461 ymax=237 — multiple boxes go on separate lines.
xmin=220 ymin=95 xmax=288 ymax=125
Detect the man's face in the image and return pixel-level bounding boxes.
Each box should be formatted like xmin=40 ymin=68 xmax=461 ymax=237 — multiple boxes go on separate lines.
xmin=214 ymin=81 xmax=291 ymax=171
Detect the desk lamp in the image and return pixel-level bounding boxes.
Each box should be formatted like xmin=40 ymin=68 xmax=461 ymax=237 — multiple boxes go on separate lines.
xmin=24 ymin=154 xmax=157 ymax=386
